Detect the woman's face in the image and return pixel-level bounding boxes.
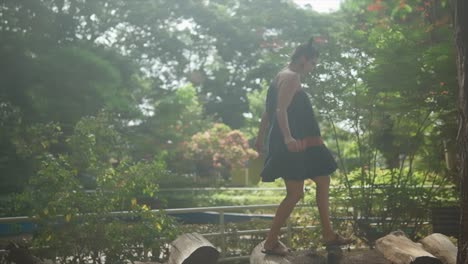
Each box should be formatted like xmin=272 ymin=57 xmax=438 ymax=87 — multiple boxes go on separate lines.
xmin=303 ymin=57 xmax=318 ymax=74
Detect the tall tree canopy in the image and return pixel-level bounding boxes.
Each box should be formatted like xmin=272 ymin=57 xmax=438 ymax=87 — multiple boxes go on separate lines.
xmin=0 ymin=0 xmax=459 ymax=204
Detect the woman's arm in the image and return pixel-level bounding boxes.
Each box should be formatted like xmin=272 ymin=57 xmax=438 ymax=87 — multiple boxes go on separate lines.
xmin=276 ymin=73 xmax=304 ymax=152
xmin=254 ymin=111 xmax=269 ymax=153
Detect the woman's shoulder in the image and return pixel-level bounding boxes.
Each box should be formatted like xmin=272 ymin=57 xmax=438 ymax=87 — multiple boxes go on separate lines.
xmin=275 ymin=68 xmax=300 ymax=89
xmin=277 ymin=67 xmax=300 ymax=79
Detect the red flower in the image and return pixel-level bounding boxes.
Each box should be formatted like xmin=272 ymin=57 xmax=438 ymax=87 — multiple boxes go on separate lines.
xmin=367 ymin=3 xmax=384 ymax=12
xmin=314 ymin=36 xmax=325 ymax=43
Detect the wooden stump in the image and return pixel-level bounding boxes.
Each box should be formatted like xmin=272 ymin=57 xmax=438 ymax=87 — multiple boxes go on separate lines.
xmin=340 ymin=249 xmax=391 ymax=264
xmin=376 ymin=231 xmax=442 ymax=264
xmin=250 ymin=241 xmax=397 ymax=264
xmin=420 ymin=233 xmax=457 ymax=264
xmin=167 ymin=233 xmax=219 ymax=264
xmin=250 ymin=240 xmax=326 ymax=264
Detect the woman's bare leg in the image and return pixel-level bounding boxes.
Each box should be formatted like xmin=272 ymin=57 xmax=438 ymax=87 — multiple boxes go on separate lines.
xmin=312 ymin=175 xmax=335 ymax=240
xmin=264 ymin=179 xmax=304 ymax=249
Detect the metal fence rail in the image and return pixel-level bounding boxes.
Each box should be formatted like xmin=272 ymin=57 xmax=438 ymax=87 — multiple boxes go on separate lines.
xmin=164 ymin=203 xmax=309 ymax=258
xmin=157 ymin=185 xmax=455 ymax=191
xmin=0 ymin=185 xmax=456 ymax=262
xmin=0 ymin=203 xmax=313 ymax=262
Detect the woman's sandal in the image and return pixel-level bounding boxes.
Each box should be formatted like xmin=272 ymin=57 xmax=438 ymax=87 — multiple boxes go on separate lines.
xmin=261 ymin=241 xmax=292 ymax=256
xmin=323 ymin=233 xmax=355 ymax=247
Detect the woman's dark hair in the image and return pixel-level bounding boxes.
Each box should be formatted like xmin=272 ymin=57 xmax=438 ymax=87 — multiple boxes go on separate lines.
xmin=290 ymin=37 xmax=319 ymax=62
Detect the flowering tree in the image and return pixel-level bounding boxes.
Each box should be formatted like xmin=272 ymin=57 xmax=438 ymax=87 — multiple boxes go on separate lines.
xmin=185 ymin=123 xmax=258 ymax=180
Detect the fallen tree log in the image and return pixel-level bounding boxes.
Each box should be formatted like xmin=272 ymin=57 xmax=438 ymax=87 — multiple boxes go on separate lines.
xmin=250 ymin=241 xmax=325 ymax=264
xmin=167 ymin=233 xmax=219 ymax=264
xmin=420 ymin=233 xmax=457 ymax=264
xmin=376 ymin=231 xmax=442 ymax=264
xmin=250 ymin=241 xmax=392 ymax=264
xmin=340 ymin=249 xmax=391 ymax=264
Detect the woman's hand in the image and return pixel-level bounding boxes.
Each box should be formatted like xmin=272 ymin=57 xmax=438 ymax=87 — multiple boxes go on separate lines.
xmin=284 ymin=137 xmax=305 ymax=152
xmin=254 ymin=137 xmax=264 ymax=154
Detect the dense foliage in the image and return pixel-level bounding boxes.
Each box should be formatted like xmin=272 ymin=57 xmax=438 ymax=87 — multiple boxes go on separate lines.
xmin=0 ymin=0 xmax=459 ymax=260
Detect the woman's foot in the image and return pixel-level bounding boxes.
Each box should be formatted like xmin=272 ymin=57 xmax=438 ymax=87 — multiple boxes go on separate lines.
xmin=322 ymin=233 xmax=354 ymax=247
xmin=261 ymin=240 xmax=291 ymax=256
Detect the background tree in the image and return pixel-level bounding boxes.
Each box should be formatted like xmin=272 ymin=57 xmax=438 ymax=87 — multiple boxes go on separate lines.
xmin=455 ymin=0 xmax=468 ymax=262
xmin=0 ymin=0 xmax=461 ymax=254
xmin=300 ymin=0 xmax=458 ymax=243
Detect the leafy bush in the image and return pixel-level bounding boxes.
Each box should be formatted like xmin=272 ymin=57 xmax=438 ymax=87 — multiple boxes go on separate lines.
xmin=184 ymin=123 xmax=258 ymax=181
xmin=329 ymin=168 xmax=456 ymax=246
xmin=15 ymin=113 xmax=180 ymax=263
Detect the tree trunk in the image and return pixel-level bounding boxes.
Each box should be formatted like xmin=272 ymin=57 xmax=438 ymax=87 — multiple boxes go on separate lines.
xmin=455 ymin=0 xmax=468 ymax=263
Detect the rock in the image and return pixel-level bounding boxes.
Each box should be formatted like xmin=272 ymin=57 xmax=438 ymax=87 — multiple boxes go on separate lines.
xmin=376 ymin=231 xmax=442 ymax=264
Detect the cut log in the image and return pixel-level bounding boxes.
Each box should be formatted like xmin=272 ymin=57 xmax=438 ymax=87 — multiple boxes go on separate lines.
xmin=250 ymin=241 xmax=326 ymax=264
xmin=167 ymin=233 xmax=219 ymax=264
xmin=420 ymin=233 xmax=457 ymax=264
xmin=250 ymin=241 xmax=396 ymax=264
xmin=340 ymin=249 xmax=391 ymax=264
xmin=376 ymin=231 xmax=442 ymax=264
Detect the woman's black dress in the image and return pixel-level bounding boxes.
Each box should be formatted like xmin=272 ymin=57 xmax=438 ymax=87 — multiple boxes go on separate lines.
xmin=260 ymin=82 xmax=338 ymax=182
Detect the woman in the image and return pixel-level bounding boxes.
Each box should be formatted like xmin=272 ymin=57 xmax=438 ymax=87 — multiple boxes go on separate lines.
xmin=254 ymin=38 xmax=353 ymax=256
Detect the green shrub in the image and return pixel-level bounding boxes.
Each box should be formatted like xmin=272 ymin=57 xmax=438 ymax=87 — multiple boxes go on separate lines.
xmin=329 ymin=168 xmax=456 ymax=246
xmin=15 ymin=114 xmax=180 ymax=263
